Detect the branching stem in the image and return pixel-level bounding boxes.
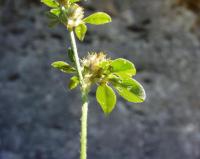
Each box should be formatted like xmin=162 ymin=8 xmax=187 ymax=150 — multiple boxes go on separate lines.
xmin=69 ymin=30 xmax=88 ymax=159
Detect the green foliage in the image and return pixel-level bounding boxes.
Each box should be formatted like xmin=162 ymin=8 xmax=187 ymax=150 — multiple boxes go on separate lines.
xmin=45 ymin=11 xmax=58 ymax=19
xmin=41 ymin=0 xmax=59 ymax=8
xmin=41 ymin=0 xmax=112 ymax=38
xmin=51 ymin=61 xmax=76 ymax=73
xmin=96 ymin=84 xmax=116 ymax=114
xmin=81 ymin=54 xmax=145 ymax=114
xmin=112 ymin=78 xmax=146 ymax=103
xmin=51 ymin=54 xmax=145 ymax=114
xmin=69 ymin=76 xmax=80 ymax=89
xmin=50 ymin=52 xmax=146 ymax=114
xmin=50 ymin=8 xmax=61 ymax=16
xmin=84 ymin=12 xmax=112 ymax=25
xmin=69 ymin=0 xmax=81 ymax=3
xmin=110 ymin=58 xmax=136 ymax=78
xmin=75 ymin=23 xmax=87 ymax=41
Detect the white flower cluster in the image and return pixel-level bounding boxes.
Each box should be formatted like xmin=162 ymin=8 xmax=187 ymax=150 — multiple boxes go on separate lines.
xmin=66 ymin=4 xmax=84 ymax=29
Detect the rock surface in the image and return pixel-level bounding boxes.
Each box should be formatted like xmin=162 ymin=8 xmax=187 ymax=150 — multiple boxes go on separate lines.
xmin=0 ymin=0 xmax=200 ymax=159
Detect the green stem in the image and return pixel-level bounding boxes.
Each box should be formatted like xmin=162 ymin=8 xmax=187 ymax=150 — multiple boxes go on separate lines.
xmin=69 ymin=31 xmax=83 ymax=82
xmin=80 ymin=92 xmax=88 ymax=159
xmin=69 ymin=30 xmax=88 ymax=159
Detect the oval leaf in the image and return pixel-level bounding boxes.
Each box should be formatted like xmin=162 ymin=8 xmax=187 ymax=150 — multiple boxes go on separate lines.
xmin=50 ymin=8 xmax=61 ymax=17
xmin=68 ymin=76 xmax=80 ymax=90
xmin=75 ymin=23 xmax=87 ymax=41
xmin=113 ymin=78 xmax=146 ymax=103
xmin=83 ymin=12 xmax=112 ymax=25
xmin=41 ymin=0 xmax=59 ymax=8
xmin=51 ymin=61 xmax=76 ymax=73
xmin=96 ymin=84 xmax=116 ymax=115
xmin=111 ymin=58 xmax=136 ymax=78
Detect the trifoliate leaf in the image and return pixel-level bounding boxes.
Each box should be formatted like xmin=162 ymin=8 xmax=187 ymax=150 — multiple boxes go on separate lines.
xmin=51 ymin=61 xmax=76 ymax=73
xmin=112 ymin=78 xmax=146 ymax=103
xmin=110 ymin=58 xmax=136 ymax=78
xmin=75 ymin=23 xmax=87 ymax=41
xmin=83 ymin=12 xmax=112 ymax=25
xmin=69 ymin=0 xmax=81 ymax=3
xmin=96 ymin=84 xmax=116 ymax=115
xmin=68 ymin=76 xmax=79 ymax=90
xmin=41 ymin=0 xmax=59 ymax=8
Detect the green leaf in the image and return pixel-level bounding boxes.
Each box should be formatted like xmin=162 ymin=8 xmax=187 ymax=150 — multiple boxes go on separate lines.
xmin=110 ymin=58 xmax=136 ymax=78
xmin=96 ymin=84 xmax=116 ymax=115
xmin=67 ymin=47 xmax=75 ymax=63
xmin=51 ymin=61 xmax=76 ymax=73
xmin=50 ymin=8 xmax=61 ymax=17
xmin=75 ymin=23 xmax=87 ymax=41
xmin=41 ymin=0 xmax=59 ymax=8
xmin=68 ymin=76 xmax=79 ymax=90
xmin=112 ymin=78 xmax=146 ymax=103
xmin=83 ymin=12 xmax=112 ymax=25
xmin=69 ymin=0 xmax=81 ymax=3
xmin=99 ymin=60 xmax=111 ymax=69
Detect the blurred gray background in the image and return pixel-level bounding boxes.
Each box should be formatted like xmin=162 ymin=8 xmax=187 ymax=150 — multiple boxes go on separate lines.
xmin=0 ymin=0 xmax=200 ymax=159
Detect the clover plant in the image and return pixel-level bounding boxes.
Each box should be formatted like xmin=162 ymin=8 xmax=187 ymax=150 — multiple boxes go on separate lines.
xmin=41 ymin=0 xmax=146 ymax=159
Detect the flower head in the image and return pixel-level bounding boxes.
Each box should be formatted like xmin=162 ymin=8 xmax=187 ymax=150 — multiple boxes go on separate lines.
xmin=81 ymin=52 xmax=111 ymax=87
xmin=66 ymin=4 xmax=84 ymax=29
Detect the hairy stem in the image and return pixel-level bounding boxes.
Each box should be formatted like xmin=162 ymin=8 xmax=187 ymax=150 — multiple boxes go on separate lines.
xmin=69 ymin=30 xmax=88 ymax=159
xmin=80 ymin=92 xmax=88 ymax=159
